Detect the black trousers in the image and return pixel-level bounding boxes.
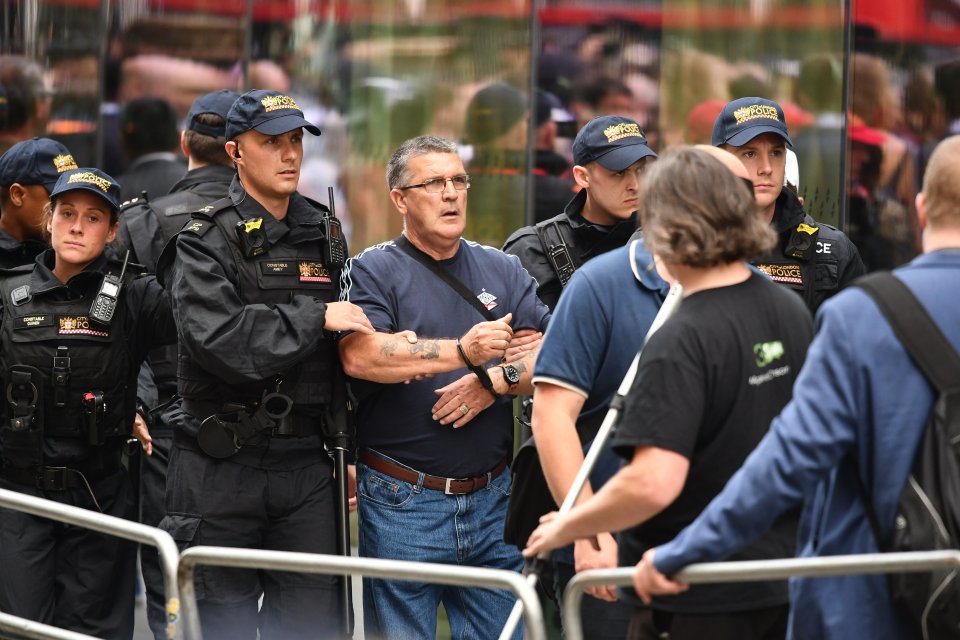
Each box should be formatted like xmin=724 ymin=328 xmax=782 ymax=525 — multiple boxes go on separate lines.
xmin=161 ymin=444 xmax=345 ymax=640
xmin=138 ymin=429 xmax=173 ymax=640
xmin=0 ymin=468 xmax=137 ymax=639
xmin=628 ymin=603 xmax=789 ymax=640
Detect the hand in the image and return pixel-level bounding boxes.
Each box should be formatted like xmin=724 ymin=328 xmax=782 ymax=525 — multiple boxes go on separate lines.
xmin=347 ymin=464 xmax=357 ymax=512
xmin=132 ymin=412 xmax=153 ymax=456
xmin=522 ymin=511 xmax=576 ymax=559
xmin=504 ymin=328 xmax=542 ymax=362
xmin=632 ymin=549 xmax=688 ymax=604
xmin=575 ymin=533 xmax=619 ymax=602
xmin=460 ymin=313 xmax=513 ymax=364
xmin=431 ymin=373 xmax=495 ymax=428
xmin=323 ymin=301 xmax=375 ymax=334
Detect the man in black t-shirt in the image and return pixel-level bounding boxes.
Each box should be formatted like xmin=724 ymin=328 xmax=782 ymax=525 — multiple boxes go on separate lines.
xmin=524 ymin=146 xmax=813 ymax=640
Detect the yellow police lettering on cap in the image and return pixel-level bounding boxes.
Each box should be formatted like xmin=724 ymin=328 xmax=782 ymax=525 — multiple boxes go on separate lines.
xmin=733 ymin=104 xmax=780 ymax=125
xmin=66 ymin=171 xmax=112 ymax=193
xmin=243 ymin=218 xmax=263 ymax=233
xmin=603 ymin=122 xmax=643 ymax=143
xmin=261 ymin=95 xmax=301 ymax=112
xmin=796 ymin=222 xmax=818 ymax=236
xmin=53 ymin=154 xmax=78 ymax=173
xmin=756 ymin=263 xmax=803 ymax=286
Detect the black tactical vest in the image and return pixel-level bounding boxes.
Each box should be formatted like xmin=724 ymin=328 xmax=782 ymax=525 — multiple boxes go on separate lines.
xmin=0 ymin=269 xmax=136 ymax=464
xmin=177 ymin=202 xmax=340 ymax=409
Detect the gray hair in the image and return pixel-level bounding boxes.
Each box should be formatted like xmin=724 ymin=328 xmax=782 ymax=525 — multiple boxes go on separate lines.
xmin=386 ymin=135 xmax=459 ymax=190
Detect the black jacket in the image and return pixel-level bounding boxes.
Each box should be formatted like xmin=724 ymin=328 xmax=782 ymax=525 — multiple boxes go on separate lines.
xmin=114 ymin=164 xmax=236 ymax=269
xmin=156 ymin=177 xmax=342 ymax=466
xmin=752 ymin=189 xmax=866 ymax=315
xmin=0 ymin=250 xmax=174 ymax=467
xmin=502 ymin=189 xmax=636 ymax=310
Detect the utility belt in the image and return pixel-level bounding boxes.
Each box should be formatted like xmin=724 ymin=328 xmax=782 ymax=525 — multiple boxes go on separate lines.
xmin=0 ymin=448 xmax=122 ymax=491
xmin=183 ymin=394 xmax=325 ymax=460
xmin=360 ymin=449 xmax=508 ymax=495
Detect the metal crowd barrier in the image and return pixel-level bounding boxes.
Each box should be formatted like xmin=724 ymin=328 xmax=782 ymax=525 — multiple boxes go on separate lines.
xmin=562 ymin=550 xmax=960 ymax=640
xmin=178 ymin=546 xmax=546 ymax=640
xmin=0 ymin=487 xmax=182 ymax=640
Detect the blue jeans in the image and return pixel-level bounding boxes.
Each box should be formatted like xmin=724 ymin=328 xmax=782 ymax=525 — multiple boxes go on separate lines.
xmin=357 ymin=454 xmax=524 ymax=640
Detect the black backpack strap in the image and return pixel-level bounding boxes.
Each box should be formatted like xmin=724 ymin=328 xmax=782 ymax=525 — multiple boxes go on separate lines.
xmin=393 ymin=235 xmax=495 ymax=322
xmin=853 ymin=271 xmax=960 ymax=549
xmin=857 ymin=272 xmax=960 ymax=393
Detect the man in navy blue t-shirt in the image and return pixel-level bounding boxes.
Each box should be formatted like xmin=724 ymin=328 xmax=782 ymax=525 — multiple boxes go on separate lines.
xmin=339 ymin=134 xmax=550 ymax=639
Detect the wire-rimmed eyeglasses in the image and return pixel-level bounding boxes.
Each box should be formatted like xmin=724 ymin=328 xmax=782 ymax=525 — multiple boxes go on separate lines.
xmin=399 ymin=175 xmax=471 ymax=193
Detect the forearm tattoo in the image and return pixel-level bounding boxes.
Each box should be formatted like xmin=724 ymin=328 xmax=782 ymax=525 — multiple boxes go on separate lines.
xmin=409 ymin=339 xmax=441 ymax=360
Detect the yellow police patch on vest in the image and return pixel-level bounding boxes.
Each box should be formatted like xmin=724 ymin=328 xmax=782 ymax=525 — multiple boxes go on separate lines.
xmin=298 ymin=261 xmax=331 ymax=283
xmin=58 ymin=316 xmax=109 ymax=337
xmin=756 ymin=263 xmax=803 ymax=285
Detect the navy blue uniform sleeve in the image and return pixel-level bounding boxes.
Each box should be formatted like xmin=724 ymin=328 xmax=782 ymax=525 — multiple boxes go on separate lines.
xmin=533 ymin=266 xmax=606 ymax=394
xmin=654 ymin=301 xmax=861 ymax=575
xmin=169 ymin=228 xmax=329 ymax=384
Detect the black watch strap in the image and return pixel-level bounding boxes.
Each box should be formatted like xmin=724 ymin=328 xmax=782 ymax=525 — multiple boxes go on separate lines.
xmin=456 ymin=338 xmax=500 ymax=399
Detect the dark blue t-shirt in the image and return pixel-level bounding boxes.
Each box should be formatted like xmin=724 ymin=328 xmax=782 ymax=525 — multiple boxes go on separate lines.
xmin=342 ymin=237 xmax=550 ymax=477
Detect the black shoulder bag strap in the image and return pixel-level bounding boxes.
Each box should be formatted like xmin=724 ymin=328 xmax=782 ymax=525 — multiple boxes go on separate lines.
xmin=853 ymin=271 xmax=960 ymax=547
xmin=393 ymin=235 xmax=495 ymax=321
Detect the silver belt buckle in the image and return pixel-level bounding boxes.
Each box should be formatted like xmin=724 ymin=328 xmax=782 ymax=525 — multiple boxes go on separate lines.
xmin=444 ymin=477 xmax=456 ymax=495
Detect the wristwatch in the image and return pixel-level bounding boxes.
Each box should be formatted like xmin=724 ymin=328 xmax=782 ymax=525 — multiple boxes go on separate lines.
xmin=499 ymin=364 xmax=521 ymax=388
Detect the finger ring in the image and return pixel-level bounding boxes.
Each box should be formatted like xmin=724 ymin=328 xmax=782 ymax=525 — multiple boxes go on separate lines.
xmin=459 ymin=403 xmax=469 ymax=415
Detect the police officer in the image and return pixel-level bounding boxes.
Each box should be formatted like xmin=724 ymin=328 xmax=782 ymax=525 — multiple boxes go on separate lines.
xmin=112 ymin=88 xmax=238 ymax=640
xmin=502 ymin=115 xmax=657 ymax=311
xmin=156 ymin=89 xmax=373 ymax=640
xmin=0 ymin=167 xmax=174 ymax=638
xmin=714 ymin=97 xmax=866 ymax=314
xmin=0 ymin=137 xmax=78 ymax=268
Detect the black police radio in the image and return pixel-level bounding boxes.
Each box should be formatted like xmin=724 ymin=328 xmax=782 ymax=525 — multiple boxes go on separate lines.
xmin=323 ymin=186 xmax=346 ymax=267
xmin=89 ymin=250 xmax=130 ymax=326
xmin=544 ymin=221 xmax=577 ymax=286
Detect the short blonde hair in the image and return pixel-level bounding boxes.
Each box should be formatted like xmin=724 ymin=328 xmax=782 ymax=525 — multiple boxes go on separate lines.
xmin=921 ymin=135 xmax=960 ymax=229
xmin=640 ymin=146 xmax=776 ymax=267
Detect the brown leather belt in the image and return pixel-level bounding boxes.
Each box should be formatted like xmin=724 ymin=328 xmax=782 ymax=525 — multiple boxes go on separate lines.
xmin=360 ymin=450 xmax=508 ymax=495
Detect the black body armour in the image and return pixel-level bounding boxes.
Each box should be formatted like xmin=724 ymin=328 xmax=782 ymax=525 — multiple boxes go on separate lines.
xmin=0 ymin=270 xmax=135 ymax=468
xmin=177 ymin=200 xmax=339 ymax=415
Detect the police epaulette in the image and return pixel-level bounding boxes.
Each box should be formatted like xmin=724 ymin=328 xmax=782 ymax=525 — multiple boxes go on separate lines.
xmin=193 ymin=197 xmax=234 ymax=218
xmin=119 ymin=197 xmax=147 ymax=211
xmin=179 ymin=218 xmax=214 ymax=236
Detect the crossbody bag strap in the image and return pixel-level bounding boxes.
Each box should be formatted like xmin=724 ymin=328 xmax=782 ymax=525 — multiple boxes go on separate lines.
xmin=394 ymin=235 xmax=495 ymax=322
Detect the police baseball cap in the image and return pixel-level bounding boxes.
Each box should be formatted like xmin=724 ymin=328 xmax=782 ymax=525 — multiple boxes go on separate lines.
xmin=712 ymin=97 xmax=793 ymax=148
xmin=187 ymin=89 xmax=241 ymax=138
xmin=572 ymin=115 xmax=657 ymax=171
xmin=50 ymin=168 xmax=122 ymax=212
xmin=0 ymin=137 xmax=78 ymax=191
xmin=225 ymin=90 xmax=320 ymax=141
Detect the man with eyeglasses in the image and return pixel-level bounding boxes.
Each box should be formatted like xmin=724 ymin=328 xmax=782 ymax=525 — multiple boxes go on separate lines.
xmin=714 ymin=97 xmax=865 ymax=315
xmin=338 ymin=134 xmax=550 ymax=639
